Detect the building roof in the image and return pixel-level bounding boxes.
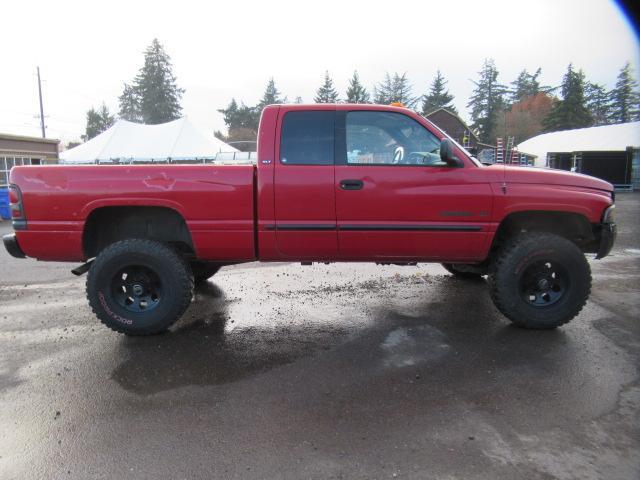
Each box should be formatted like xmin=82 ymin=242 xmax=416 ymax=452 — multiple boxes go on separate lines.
xmin=518 ymin=121 xmax=640 ymax=162
xmin=60 ymin=117 xmax=238 ymax=164
xmin=0 ymin=133 xmax=60 ymax=145
xmin=425 ymin=108 xmax=480 ymax=142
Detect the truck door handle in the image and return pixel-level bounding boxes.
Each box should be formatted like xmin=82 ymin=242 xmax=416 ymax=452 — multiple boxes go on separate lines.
xmin=340 ymin=179 xmax=363 ymax=190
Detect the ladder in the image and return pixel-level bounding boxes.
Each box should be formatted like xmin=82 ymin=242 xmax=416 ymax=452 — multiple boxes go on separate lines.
xmin=495 ymin=137 xmax=504 ymax=163
xmin=504 ymin=136 xmax=515 ymax=164
xmin=462 ymin=130 xmax=471 ymax=149
xmin=511 ymin=147 xmax=520 ymax=164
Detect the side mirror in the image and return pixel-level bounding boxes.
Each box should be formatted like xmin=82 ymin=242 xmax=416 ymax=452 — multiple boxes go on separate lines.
xmin=440 ymin=139 xmax=463 ymax=167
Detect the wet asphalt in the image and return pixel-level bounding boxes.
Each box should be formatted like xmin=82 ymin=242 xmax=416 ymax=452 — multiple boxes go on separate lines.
xmin=0 ymin=194 xmax=639 ymax=480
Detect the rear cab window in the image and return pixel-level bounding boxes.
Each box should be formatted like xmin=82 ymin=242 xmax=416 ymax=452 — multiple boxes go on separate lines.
xmin=280 ymin=111 xmax=334 ymax=165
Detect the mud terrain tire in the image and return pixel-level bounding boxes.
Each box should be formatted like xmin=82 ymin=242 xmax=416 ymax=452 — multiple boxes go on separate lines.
xmin=87 ymin=239 xmax=193 ymax=335
xmin=489 ymin=232 xmax=591 ymax=329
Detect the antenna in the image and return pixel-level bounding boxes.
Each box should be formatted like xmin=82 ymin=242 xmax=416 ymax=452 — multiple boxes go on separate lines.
xmin=37 ymin=66 xmax=46 ymax=138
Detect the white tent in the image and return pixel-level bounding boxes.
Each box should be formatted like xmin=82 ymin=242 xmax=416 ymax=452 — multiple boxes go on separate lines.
xmin=518 ymin=122 xmax=640 ymax=167
xmin=60 ymin=117 xmax=238 ymax=164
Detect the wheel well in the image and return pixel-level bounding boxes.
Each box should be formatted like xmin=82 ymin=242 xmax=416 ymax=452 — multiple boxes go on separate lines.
xmin=492 ymin=211 xmax=596 ymax=253
xmin=83 ymin=206 xmax=194 ymax=259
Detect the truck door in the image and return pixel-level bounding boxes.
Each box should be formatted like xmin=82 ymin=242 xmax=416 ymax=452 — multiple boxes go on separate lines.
xmin=273 ymin=108 xmax=338 ymax=259
xmin=334 ymin=109 xmax=492 ymax=261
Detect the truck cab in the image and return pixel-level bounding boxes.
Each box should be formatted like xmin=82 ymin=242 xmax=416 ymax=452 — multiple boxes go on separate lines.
xmin=257 ymin=104 xmax=498 ymax=262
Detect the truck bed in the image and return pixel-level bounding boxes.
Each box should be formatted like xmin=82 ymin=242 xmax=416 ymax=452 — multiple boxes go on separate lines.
xmin=10 ymin=164 xmax=257 ymax=262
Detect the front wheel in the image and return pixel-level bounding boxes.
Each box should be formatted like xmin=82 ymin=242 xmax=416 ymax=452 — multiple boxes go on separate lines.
xmin=489 ymin=232 xmax=591 ymax=329
xmin=86 ymin=239 xmax=194 ymax=335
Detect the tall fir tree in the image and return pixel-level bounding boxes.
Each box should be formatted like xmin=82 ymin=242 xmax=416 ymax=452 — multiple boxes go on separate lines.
xmin=315 ymin=71 xmax=339 ymax=103
xmin=258 ymin=78 xmax=285 ymax=108
xmin=467 ymin=59 xmax=508 ymax=143
xmin=373 ymin=72 xmax=417 ymax=108
xmin=83 ymin=103 xmax=115 ymax=140
xmin=118 ymin=83 xmax=142 ymax=122
xmin=118 ymin=39 xmax=184 ymax=124
xmin=542 ymin=64 xmax=593 ymax=132
xmin=609 ymin=62 xmax=640 ymax=123
xmin=420 ymin=70 xmax=456 ymax=115
xmin=584 ymin=82 xmax=611 ymax=126
xmin=345 ymin=71 xmax=370 ymax=103
xmin=217 ymin=98 xmax=259 ymax=132
xmin=508 ymin=68 xmax=552 ymax=104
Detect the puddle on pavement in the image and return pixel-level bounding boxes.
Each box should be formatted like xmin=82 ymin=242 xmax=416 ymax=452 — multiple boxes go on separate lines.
xmin=380 ymin=325 xmax=451 ymax=368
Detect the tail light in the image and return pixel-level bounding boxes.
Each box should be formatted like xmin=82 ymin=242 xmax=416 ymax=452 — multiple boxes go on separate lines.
xmin=8 ymin=184 xmax=26 ymax=225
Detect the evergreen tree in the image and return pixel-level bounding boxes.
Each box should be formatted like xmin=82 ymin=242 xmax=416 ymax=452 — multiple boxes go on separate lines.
xmin=257 ymin=78 xmax=285 ymax=108
xmin=294 ymin=96 xmax=304 ymax=104
xmin=372 ymin=73 xmax=393 ymax=104
xmin=345 ymin=71 xmax=370 ymax=103
xmin=467 ymin=59 xmax=508 ymax=143
xmin=585 ymin=82 xmax=611 ymax=126
xmin=508 ymin=68 xmax=553 ymax=103
xmin=83 ymin=103 xmax=115 ymax=140
xmin=543 ymin=64 xmax=593 ymax=132
xmin=420 ymin=70 xmax=456 ymax=115
xmin=118 ymin=38 xmax=184 ymax=124
xmin=217 ymin=98 xmax=258 ymax=132
xmin=218 ymin=98 xmax=239 ymax=128
xmin=373 ymin=72 xmax=417 ymax=108
xmin=609 ymin=62 xmax=640 ymax=123
xmin=217 ymin=78 xmax=290 ymax=150
xmin=118 ymin=83 xmax=142 ymax=122
xmin=215 ymin=98 xmax=259 ymax=152
xmin=315 ymin=71 xmax=339 ymax=103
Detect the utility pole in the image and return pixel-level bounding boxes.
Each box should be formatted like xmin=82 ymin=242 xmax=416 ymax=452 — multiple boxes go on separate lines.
xmin=37 ymin=66 xmax=45 ymax=138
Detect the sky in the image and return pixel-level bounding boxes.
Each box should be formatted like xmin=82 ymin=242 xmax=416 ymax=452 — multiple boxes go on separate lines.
xmin=1 ymin=0 xmax=638 ymax=146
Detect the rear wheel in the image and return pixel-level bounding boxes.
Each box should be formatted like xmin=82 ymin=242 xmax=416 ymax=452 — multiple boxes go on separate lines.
xmin=190 ymin=262 xmax=221 ymax=284
xmin=441 ymin=263 xmax=484 ymax=279
xmin=489 ymin=232 xmax=591 ymax=329
xmin=87 ymin=239 xmax=194 ymax=335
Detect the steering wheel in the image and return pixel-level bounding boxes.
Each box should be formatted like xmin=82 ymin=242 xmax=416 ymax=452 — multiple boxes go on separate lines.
xmin=407 ymin=152 xmax=426 ymax=164
xmin=393 ymin=146 xmax=405 ymax=164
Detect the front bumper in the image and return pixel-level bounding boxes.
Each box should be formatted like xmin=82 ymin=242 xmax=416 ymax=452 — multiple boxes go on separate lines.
xmin=595 ymin=223 xmax=616 ymax=259
xmin=3 ymin=233 xmax=26 ymax=259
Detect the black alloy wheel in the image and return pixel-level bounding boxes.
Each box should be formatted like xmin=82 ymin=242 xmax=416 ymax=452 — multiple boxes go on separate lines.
xmin=111 ymin=265 xmax=163 ymax=313
xmin=519 ymin=260 xmax=568 ymax=307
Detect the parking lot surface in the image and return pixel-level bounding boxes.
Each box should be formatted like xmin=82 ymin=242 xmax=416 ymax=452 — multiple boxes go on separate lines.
xmin=1 ymin=193 xmax=639 ymax=479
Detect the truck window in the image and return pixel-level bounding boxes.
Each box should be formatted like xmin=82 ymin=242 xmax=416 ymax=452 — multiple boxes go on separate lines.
xmin=345 ymin=111 xmax=443 ymax=166
xmin=280 ymin=111 xmax=334 ymax=165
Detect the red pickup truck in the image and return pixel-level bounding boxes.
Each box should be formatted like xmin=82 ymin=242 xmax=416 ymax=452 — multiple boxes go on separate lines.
xmin=3 ymin=104 xmax=616 ymax=335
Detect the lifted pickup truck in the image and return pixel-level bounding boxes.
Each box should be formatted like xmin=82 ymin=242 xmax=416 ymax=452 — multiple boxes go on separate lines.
xmin=3 ymin=104 xmax=616 ymax=335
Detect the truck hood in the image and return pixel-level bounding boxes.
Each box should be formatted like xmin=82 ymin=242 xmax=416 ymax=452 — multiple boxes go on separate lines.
xmin=503 ymin=165 xmax=613 ymax=192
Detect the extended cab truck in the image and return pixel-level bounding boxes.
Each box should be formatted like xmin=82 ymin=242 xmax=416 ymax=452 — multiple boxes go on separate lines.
xmin=3 ymin=104 xmax=616 ymax=335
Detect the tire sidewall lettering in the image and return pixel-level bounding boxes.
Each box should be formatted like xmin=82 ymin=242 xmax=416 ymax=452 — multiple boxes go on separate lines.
xmin=98 ymin=291 xmax=133 ymax=325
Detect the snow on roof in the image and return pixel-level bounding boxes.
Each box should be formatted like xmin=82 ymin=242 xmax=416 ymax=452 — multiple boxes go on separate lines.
xmin=60 ymin=117 xmax=238 ymax=163
xmin=518 ymin=121 xmax=640 ymax=165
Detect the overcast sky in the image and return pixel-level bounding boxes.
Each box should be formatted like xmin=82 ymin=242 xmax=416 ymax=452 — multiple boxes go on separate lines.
xmin=1 ymin=0 xmax=638 ymax=145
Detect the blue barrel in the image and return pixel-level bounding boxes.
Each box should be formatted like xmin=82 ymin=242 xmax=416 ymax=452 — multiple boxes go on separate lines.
xmin=0 ymin=187 xmax=10 ymax=220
